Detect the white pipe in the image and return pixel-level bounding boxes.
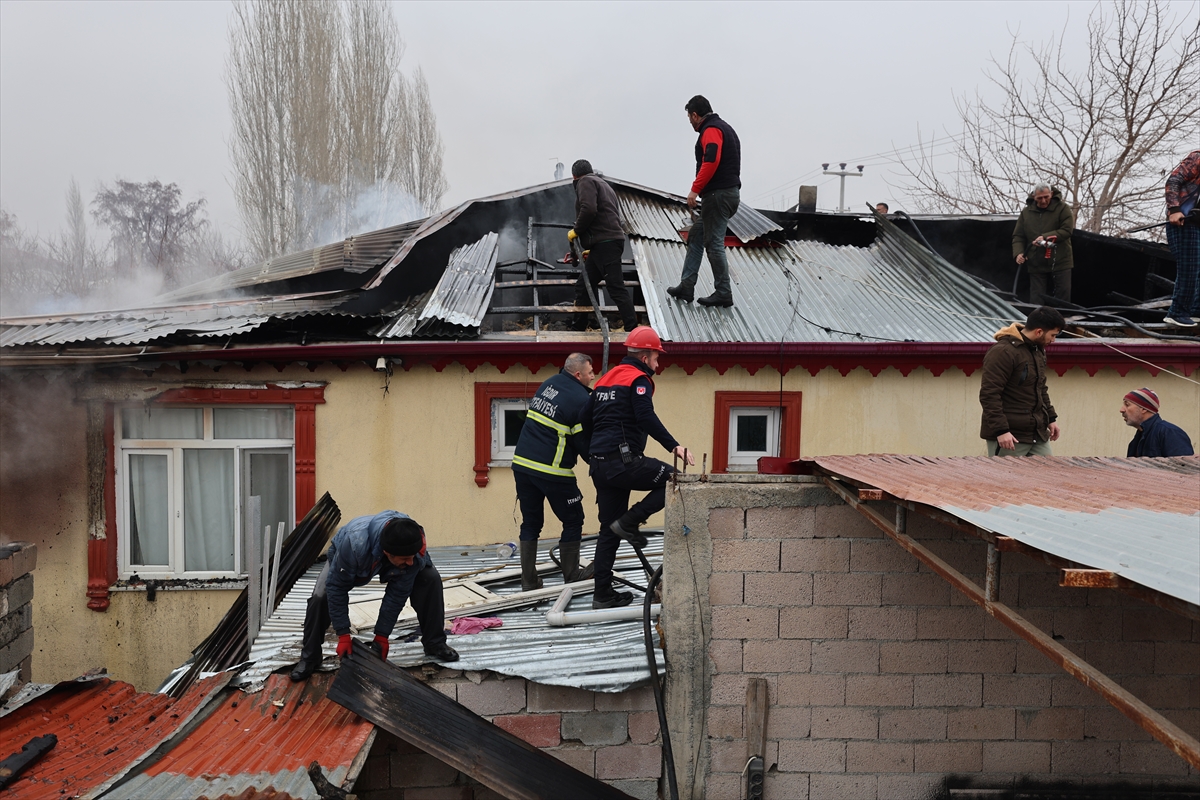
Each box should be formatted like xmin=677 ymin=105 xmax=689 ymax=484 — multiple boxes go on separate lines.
xmin=545 ymin=584 xmax=661 ymax=626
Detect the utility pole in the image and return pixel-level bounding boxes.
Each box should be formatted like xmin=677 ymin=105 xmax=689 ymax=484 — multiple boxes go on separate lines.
xmin=822 ymin=163 xmax=864 ymax=213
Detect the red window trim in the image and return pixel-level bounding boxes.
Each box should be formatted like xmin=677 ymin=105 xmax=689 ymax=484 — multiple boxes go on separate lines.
xmin=89 ymin=386 xmax=325 ymax=612
xmin=712 ymin=391 xmax=802 ymax=474
xmin=473 ymin=382 xmax=539 ymax=487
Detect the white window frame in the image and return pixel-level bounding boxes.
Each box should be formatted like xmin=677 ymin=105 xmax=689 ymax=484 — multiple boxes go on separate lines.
xmin=727 ymin=406 xmax=781 ymax=472
xmin=490 ymin=398 xmax=529 ymax=465
xmin=115 ymin=405 xmax=294 ymax=580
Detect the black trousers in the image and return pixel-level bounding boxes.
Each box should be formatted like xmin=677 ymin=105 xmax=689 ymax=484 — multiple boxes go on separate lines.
xmin=298 ymin=559 xmax=448 ymax=663
xmin=589 ymin=455 xmax=673 ymax=591
xmin=575 ymin=239 xmax=637 ymax=330
xmin=515 ymin=469 xmax=585 ymax=542
xmin=1028 ymin=269 xmax=1071 ymax=304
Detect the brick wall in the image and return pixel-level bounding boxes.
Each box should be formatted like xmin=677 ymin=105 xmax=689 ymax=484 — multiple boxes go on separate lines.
xmin=666 ymin=478 xmax=1198 ymax=800
xmin=352 ymin=668 xmax=663 ymax=800
xmin=0 ymin=541 xmax=36 ymax=693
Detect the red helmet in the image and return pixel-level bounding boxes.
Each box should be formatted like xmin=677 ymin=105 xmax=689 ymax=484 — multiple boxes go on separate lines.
xmin=625 ymin=325 xmax=665 ymax=353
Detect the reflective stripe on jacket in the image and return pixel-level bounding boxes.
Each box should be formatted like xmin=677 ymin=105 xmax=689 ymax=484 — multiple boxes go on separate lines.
xmin=512 ymin=370 xmax=592 ymax=482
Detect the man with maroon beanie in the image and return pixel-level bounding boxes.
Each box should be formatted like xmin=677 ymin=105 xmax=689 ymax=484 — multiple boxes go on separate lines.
xmin=1120 ymin=388 xmax=1194 ymax=457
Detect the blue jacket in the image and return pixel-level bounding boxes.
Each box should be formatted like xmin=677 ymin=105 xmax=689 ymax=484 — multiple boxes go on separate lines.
xmin=325 ymin=511 xmax=431 ymax=637
xmin=512 ymin=369 xmax=592 ymax=482
xmin=584 ymin=357 xmax=679 ymax=458
xmin=1127 ymin=414 xmax=1195 ymax=457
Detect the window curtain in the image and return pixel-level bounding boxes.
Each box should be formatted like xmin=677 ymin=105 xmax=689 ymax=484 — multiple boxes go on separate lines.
xmin=123 ymin=408 xmax=201 ymax=439
xmin=245 ymin=451 xmax=292 ymax=562
xmin=183 ymin=449 xmax=235 ymax=572
xmin=128 ymin=454 xmax=169 ymax=565
xmin=213 ymin=408 xmax=293 ymax=439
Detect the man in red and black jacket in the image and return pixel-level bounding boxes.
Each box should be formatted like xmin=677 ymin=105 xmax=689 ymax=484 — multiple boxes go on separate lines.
xmin=667 ymin=94 xmax=742 ymax=308
xmin=582 ymin=326 xmax=694 ymax=608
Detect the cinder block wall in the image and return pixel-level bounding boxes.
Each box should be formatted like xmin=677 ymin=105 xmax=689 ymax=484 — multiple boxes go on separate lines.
xmin=353 ymin=669 xmax=663 ymax=800
xmin=1 ymin=541 xmax=37 ymax=688
xmin=663 ymin=477 xmax=1198 ymax=800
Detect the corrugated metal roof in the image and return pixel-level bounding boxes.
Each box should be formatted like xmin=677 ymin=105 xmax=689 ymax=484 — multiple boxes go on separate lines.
xmin=0 ymin=673 xmax=231 ymax=799
xmin=418 ymin=232 xmax=499 ymax=328
xmin=113 ymin=672 xmax=374 ymax=800
xmin=612 ymin=181 xmax=781 ymax=244
xmin=233 ymin=537 xmax=665 ymax=694
xmin=807 ymin=455 xmax=1200 ymax=606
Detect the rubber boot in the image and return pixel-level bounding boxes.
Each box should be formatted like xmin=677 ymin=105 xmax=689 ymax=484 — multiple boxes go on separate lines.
xmin=519 ymin=540 xmax=543 ymax=592
xmin=559 ymin=540 xmax=594 ymax=583
xmin=290 ymin=594 xmax=327 ymax=681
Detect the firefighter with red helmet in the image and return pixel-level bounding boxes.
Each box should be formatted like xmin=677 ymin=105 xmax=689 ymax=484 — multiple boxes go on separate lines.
xmin=582 ymin=326 xmax=695 ymax=608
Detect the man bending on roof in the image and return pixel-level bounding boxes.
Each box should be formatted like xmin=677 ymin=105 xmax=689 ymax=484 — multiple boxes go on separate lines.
xmin=290 ymin=511 xmax=458 ymax=681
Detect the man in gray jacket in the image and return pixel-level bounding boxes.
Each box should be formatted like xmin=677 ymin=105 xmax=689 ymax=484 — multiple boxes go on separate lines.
xmin=290 ymin=511 xmax=458 ymax=681
xmin=569 ymin=160 xmax=637 ymax=331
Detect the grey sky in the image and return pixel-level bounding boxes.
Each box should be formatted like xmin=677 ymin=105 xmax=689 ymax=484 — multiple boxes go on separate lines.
xmin=1 ymin=0 xmax=1095 ymax=248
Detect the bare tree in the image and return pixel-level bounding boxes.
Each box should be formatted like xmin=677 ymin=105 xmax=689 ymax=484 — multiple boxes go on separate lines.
xmin=46 ymin=178 xmax=99 ymax=298
xmin=92 ymin=179 xmax=209 ymax=287
xmin=227 ymin=0 xmax=448 ymax=261
xmin=0 ymin=208 xmax=54 ymax=315
xmin=900 ymin=0 xmax=1199 ymax=234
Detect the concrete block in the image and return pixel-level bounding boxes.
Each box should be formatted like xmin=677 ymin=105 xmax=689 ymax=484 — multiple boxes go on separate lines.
xmin=709 ymin=573 xmax=744 ymax=606
xmin=781 ymin=539 xmax=850 ymax=572
xmin=746 ymin=506 xmax=815 ymax=539
xmin=1082 ymin=706 xmax=1152 ymax=742
xmin=913 ymin=674 xmax=981 ymax=707
xmin=879 ymin=708 xmax=946 ymax=741
xmin=709 ymin=640 xmax=743 ymax=674
xmin=763 ymin=771 xmax=810 ymax=800
xmin=914 ymin=741 xmax=981 ymax=772
xmin=1019 ymin=571 xmax=1086 ymax=607
xmin=777 ymin=739 xmax=846 ymax=773
xmin=526 ymin=682 xmax=594 ymax=712
xmin=848 ymin=607 xmax=916 ymax=641
xmin=0 ymin=574 xmax=33 ymax=617
xmin=1119 ymin=741 xmax=1190 ymax=775
xmin=744 ymin=639 xmax=810 ymax=673
xmin=1050 ymin=606 xmax=1122 ymax=641
xmin=814 ymin=503 xmax=882 ymax=539
xmin=881 ymin=573 xmax=949 ymax=606
xmin=1015 ymin=641 xmax=1060 ymax=675
xmin=549 ymin=746 xmax=594 ymax=776
xmin=0 ymin=626 xmax=33 ymax=674
xmin=877 ymin=774 xmax=943 ymax=800
xmin=493 ymin=714 xmax=561 ymax=747
xmin=846 ymin=741 xmax=913 ymax=773
xmin=1120 ymin=674 xmax=1200 ymax=709
xmin=812 ymin=640 xmax=878 ymax=674
xmin=922 ymin=539 xmax=984 ymax=577
xmin=811 ymin=706 xmax=878 ymax=739
xmin=983 ymin=675 xmax=1051 ymax=708
xmin=609 ymin=779 xmax=659 ymax=800
xmin=1050 ymin=675 xmax=1105 ymax=708
xmin=709 ymin=507 xmax=745 ymax=539
xmin=710 ymin=739 xmax=753 ymax=772
xmin=916 ymin=607 xmax=985 ymax=640
xmin=744 ymin=572 xmax=811 ymax=607
xmin=429 ymin=682 xmax=456 ymax=702
xmin=628 ymin=711 xmax=659 ymax=745
xmin=711 ymin=540 xmax=779 ymax=573
xmin=879 ymin=641 xmax=947 ymax=674
xmin=947 ymin=708 xmax=1014 ymax=740
xmin=1156 ymin=641 xmax=1200 ymax=674
xmin=706 ymin=705 xmax=743 ymax=739
xmin=1125 ymin=607 xmax=1200 ymax=639
xmin=849 ymin=539 xmax=917 ymax=573
xmin=704 ymin=774 xmax=745 ymax=800
xmin=456 ymin=678 xmax=526 ymax=716
xmin=1050 ymin=740 xmax=1120 ymax=774
xmin=981 ymin=741 xmax=1051 ymax=773
xmin=808 ymin=774 xmax=878 ymax=800
xmin=562 ymin=711 xmax=627 ymax=746
xmin=780 ymin=606 xmax=847 ymax=639
xmin=594 ymin=744 xmax=661 ymax=780
xmin=813 ymin=573 xmax=881 ymax=607
xmin=846 ymin=675 xmax=913 ymax=707
xmin=711 ymin=606 xmax=778 ymax=640
xmin=1080 ymin=641 xmax=1155 ymax=676
xmin=0 ymin=604 xmax=32 ymax=647
xmin=776 ymin=673 xmax=845 ymax=707
xmin=1165 ymin=707 xmax=1199 ymax=739
xmin=768 ymin=704 xmax=811 ymax=740
xmin=388 ymin=752 xmax=459 ymax=788
xmin=947 ymin=640 xmax=1018 ymax=673
xmin=0 ymin=543 xmax=36 ymax=588
xmin=710 ymin=675 xmax=750 ymax=706
xmin=1015 ymin=707 xmax=1083 ymax=740
xmin=595 ymin=685 xmax=655 ymax=712
xmin=472 ymin=789 xmax=507 ymax=800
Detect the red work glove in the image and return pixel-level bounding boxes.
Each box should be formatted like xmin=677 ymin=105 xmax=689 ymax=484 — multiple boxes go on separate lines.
xmin=372 ymin=635 xmax=390 ymax=661
xmin=336 ymin=634 xmax=353 ymax=658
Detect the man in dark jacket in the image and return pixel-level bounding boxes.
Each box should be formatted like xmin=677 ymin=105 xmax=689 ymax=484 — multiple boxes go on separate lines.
xmin=667 ymin=95 xmax=741 ymax=308
xmin=1013 ymin=184 xmax=1075 ymax=304
xmin=512 ymin=353 xmax=596 ymax=591
xmin=290 ymin=511 xmax=457 ymax=681
xmin=979 ymin=306 xmax=1066 ymax=457
xmin=1164 ymin=150 xmax=1200 ymax=327
xmin=583 ymin=326 xmax=693 ymax=608
xmin=569 ymin=160 xmax=637 ymax=331
xmin=1120 ymin=387 xmax=1195 ymax=457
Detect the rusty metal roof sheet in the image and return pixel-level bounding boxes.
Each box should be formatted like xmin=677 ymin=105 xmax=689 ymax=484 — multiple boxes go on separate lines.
xmin=0 ymin=673 xmax=230 ymax=799
xmin=807 ymin=455 xmax=1200 ymax=606
xmin=112 ymin=672 xmax=374 ymax=800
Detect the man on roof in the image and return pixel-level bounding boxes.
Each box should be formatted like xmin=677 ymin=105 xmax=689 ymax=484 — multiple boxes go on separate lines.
xmin=568 ymin=160 xmax=638 ymax=332
xmin=583 ymin=326 xmax=694 ymax=609
xmin=1120 ymin=387 xmax=1194 ymax=457
xmin=1013 ymin=182 xmax=1075 ymax=304
xmin=667 ymin=95 xmax=742 ymax=309
xmin=1163 ymin=150 xmax=1200 ymax=328
xmin=511 ymin=352 xmax=596 ymax=591
xmin=979 ymin=306 xmax=1066 ymax=457
xmin=290 ymin=511 xmax=458 ymax=681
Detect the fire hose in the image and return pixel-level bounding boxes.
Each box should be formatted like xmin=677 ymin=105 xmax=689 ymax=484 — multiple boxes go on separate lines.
xmin=569 ymin=238 xmax=610 ymax=374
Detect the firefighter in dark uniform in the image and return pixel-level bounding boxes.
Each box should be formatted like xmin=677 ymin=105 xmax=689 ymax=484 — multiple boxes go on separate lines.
xmin=583 ymin=326 xmax=694 ymax=608
xmin=511 ymin=353 xmax=596 ymax=591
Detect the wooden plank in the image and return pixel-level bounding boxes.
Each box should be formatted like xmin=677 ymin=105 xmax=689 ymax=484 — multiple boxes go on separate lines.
xmin=328 ymin=649 xmax=634 ymax=800
xmin=746 ymin=677 xmax=769 ymax=759
xmin=1060 ymin=569 xmax=1120 ymax=588
xmin=490 ymin=305 xmax=647 ymax=315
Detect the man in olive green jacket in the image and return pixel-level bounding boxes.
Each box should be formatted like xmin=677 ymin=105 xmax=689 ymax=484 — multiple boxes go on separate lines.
xmin=1013 ymin=184 xmax=1075 ymax=304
